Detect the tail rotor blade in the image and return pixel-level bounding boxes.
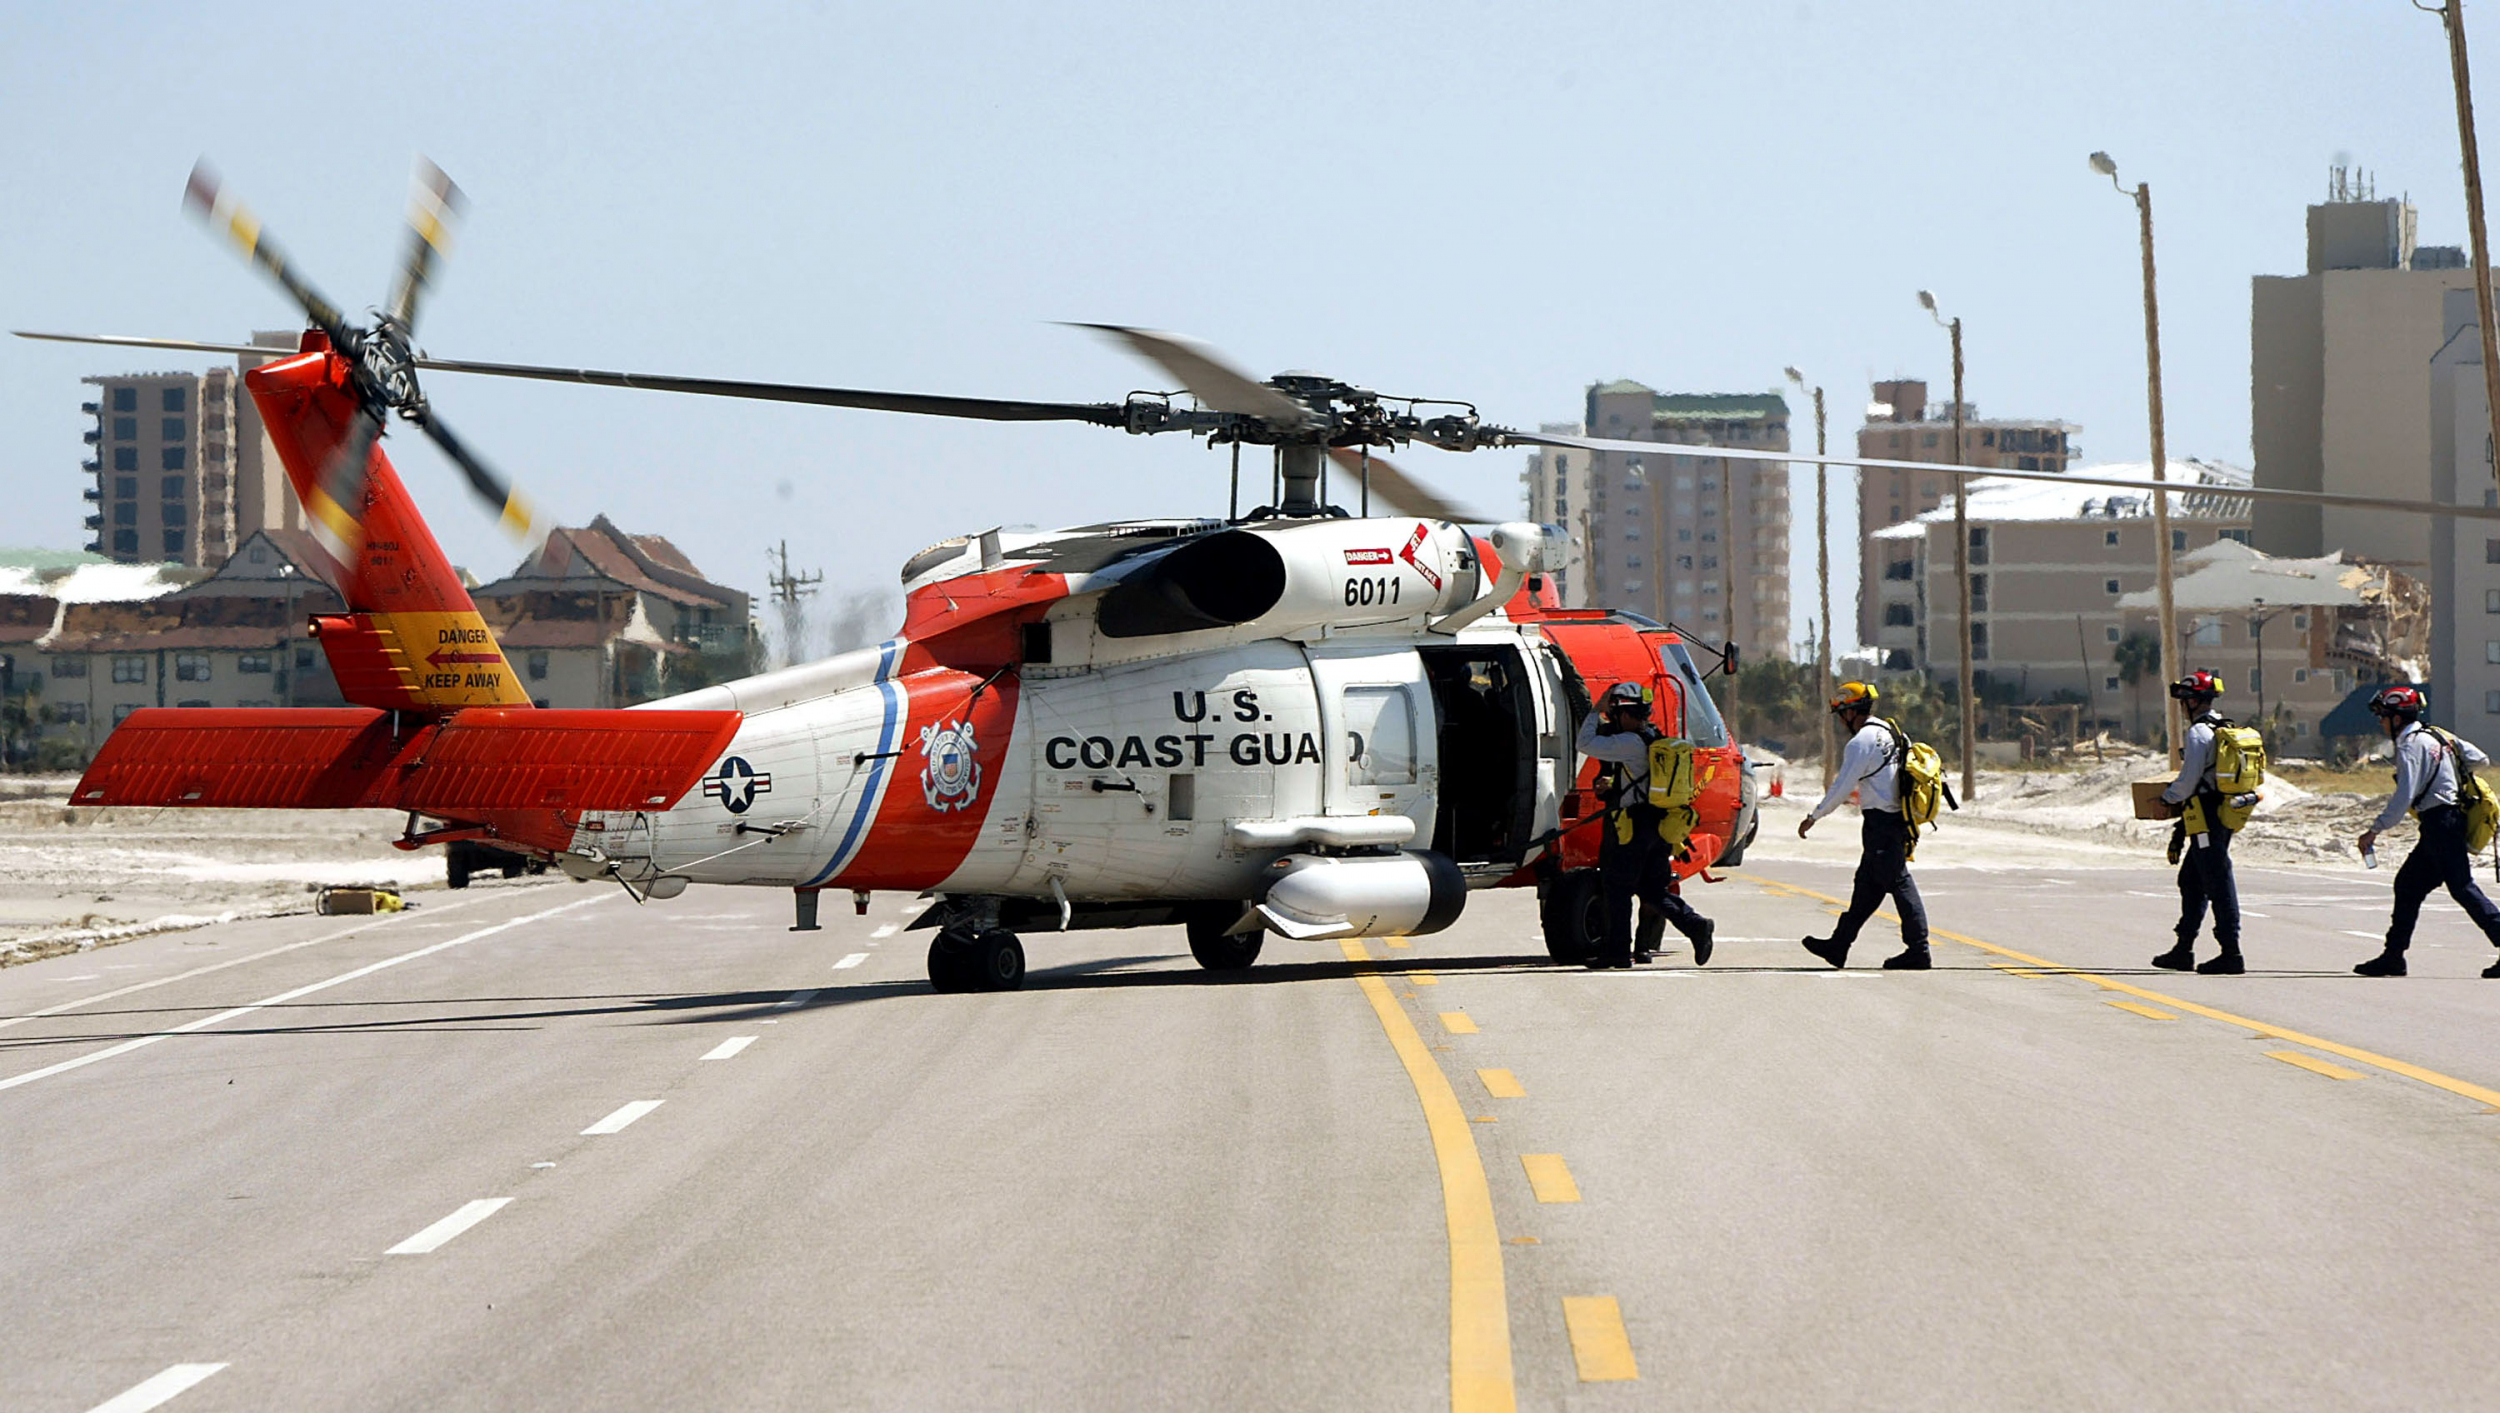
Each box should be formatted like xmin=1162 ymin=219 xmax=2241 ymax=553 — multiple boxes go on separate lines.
xmin=416 ymin=411 xmax=542 ymax=545
xmin=385 ymin=158 xmax=464 ymax=331
xmin=1326 ymin=446 xmax=1481 ymax=523
xmin=183 ymin=159 xmax=351 ymax=341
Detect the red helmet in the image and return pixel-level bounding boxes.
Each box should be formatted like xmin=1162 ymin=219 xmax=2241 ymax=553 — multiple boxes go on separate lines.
xmin=2369 ymin=685 xmax=2427 ymax=718
xmin=2168 ymin=669 xmax=2225 ymax=701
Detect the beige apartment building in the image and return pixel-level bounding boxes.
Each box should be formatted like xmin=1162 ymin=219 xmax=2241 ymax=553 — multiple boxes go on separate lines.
xmin=1854 ymin=377 xmax=2079 ymax=643
xmin=1547 ymin=382 xmax=1790 ymax=653
xmin=2117 ymin=541 xmax=2426 ymax=755
xmin=81 ymin=369 xmax=243 ymax=567
xmin=2252 ymin=181 xmax=2475 ymax=566
xmin=1867 ymin=464 xmax=2251 ymax=716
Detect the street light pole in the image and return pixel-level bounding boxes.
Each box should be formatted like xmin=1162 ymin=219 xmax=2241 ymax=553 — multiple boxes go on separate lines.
xmin=1919 ymin=292 xmax=1978 ymax=800
xmin=2092 ymin=151 xmax=2183 ymax=765
xmin=2420 ymin=0 xmax=2500 ymax=505
xmin=1786 ymin=367 xmax=1836 ymax=781
xmin=2249 ymin=596 xmax=2285 ymax=730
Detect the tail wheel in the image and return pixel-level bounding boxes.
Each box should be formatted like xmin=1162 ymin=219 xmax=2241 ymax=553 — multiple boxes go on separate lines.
xmin=1539 ymin=870 xmax=1603 ymax=965
xmin=1186 ymin=911 xmax=1263 ymax=971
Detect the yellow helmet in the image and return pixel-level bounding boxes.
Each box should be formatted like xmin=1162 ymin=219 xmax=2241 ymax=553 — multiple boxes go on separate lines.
xmin=1830 ymin=680 xmax=1879 ymax=712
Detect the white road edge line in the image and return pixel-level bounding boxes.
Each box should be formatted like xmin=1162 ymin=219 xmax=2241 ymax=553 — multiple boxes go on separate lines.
xmin=701 ymin=1036 xmax=757 ymax=1061
xmin=582 ymin=1099 xmax=664 ymax=1135
xmin=833 ymin=953 xmax=868 ymax=970
xmin=86 ymin=1362 xmax=229 ymax=1413
xmin=0 ymin=895 xmax=607 ymax=1095
xmin=772 ymin=988 xmax=819 ymax=1010
xmin=0 ymin=896 xmax=496 ymax=1033
xmin=386 ymin=1198 xmax=511 ymax=1255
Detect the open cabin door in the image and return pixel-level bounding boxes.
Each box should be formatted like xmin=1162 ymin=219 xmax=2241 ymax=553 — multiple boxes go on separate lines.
xmin=1417 ymin=644 xmax=1537 ymax=870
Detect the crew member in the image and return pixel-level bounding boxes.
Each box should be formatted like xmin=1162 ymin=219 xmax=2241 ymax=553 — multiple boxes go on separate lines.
xmin=2152 ymin=670 xmax=2244 ymax=975
xmin=1574 ymin=681 xmax=1716 ymax=970
xmin=1797 ymin=681 xmax=1930 ymax=970
xmin=2354 ymin=686 xmax=2500 ymax=977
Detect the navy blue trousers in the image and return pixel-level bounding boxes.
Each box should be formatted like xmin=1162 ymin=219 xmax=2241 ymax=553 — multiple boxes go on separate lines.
xmin=1830 ymin=810 xmax=1929 ymax=950
xmin=2387 ymin=805 xmax=2500 ymax=950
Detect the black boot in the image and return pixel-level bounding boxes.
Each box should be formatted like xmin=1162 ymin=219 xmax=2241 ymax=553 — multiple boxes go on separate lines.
xmin=1881 ymin=947 xmax=1933 ymax=970
xmin=2195 ymin=951 xmax=2245 ymax=975
xmin=1802 ymin=936 xmax=1849 ymax=969
xmin=1633 ymin=911 xmax=1665 ymax=963
xmin=2151 ymin=944 xmax=2196 ymax=971
xmin=2483 ymin=957 xmax=2500 ymax=979
xmin=1689 ymin=917 xmax=1716 ymax=968
xmin=2355 ymin=948 xmax=2407 ymax=978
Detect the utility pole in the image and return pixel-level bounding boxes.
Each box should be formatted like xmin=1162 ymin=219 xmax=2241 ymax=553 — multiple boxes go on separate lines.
xmin=1787 ymin=368 xmax=1836 ymax=781
xmin=1721 ymin=454 xmax=1741 ymax=738
xmin=1920 ymin=292 xmax=1977 ymax=799
xmin=2091 ymin=152 xmax=2183 ymax=764
xmin=2423 ymin=0 xmax=2500 ymax=505
xmin=766 ymin=539 xmax=822 ymax=670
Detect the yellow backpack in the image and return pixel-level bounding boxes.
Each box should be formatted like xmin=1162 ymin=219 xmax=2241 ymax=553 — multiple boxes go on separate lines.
xmin=2427 ymin=728 xmax=2500 ymax=853
xmin=1882 ymin=719 xmax=1955 ymax=835
xmin=1646 ymin=737 xmax=1699 ymax=810
xmin=2213 ymin=724 xmax=2267 ymax=793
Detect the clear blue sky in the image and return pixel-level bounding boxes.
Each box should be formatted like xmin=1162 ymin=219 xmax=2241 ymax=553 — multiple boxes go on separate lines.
xmin=2 ymin=1 xmax=2487 ymax=655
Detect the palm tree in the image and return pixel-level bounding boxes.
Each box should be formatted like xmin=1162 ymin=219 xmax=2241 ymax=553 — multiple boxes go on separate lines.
xmin=2114 ymin=632 xmax=2161 ymax=745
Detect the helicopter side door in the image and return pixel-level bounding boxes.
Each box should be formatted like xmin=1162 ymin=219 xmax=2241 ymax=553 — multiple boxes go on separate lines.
xmin=1416 ymin=643 xmax=1538 ymax=874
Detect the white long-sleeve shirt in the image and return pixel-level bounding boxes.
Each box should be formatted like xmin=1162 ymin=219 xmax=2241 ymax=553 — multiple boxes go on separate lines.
xmin=1808 ymin=718 xmax=1903 ymax=821
xmin=2372 ymin=721 xmax=2493 ymax=832
xmin=1576 ymin=712 xmax=1656 ymax=807
xmin=2161 ymin=711 xmax=2223 ymax=806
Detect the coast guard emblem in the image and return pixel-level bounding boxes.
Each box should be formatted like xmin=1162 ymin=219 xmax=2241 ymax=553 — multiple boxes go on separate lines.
xmin=919 ymin=718 xmax=982 ymax=812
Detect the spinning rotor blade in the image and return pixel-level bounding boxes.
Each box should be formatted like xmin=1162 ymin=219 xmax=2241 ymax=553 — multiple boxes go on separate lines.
xmin=1500 ymin=428 xmax=2500 ymax=524
xmin=1325 ymin=447 xmax=1482 ymax=523
xmin=412 ymin=409 xmax=543 ymax=545
xmin=13 ymin=331 xmax=305 ymax=360
xmin=1071 ymin=324 xmax=1320 ymax=428
xmin=386 ymin=158 xmax=463 ymax=332
xmin=183 ymin=161 xmax=351 ymax=342
xmin=304 ymin=407 xmax=384 ymax=559
xmin=411 ymin=356 xmax=1126 ymax=425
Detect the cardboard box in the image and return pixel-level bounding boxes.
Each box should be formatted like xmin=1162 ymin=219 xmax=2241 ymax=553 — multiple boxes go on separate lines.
xmin=2131 ymin=779 xmax=2175 ymax=821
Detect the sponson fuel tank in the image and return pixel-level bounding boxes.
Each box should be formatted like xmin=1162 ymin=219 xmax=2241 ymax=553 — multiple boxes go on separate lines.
xmin=1255 ymin=850 xmax=1467 ymax=941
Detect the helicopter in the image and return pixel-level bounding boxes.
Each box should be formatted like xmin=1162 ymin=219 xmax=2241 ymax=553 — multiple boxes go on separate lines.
xmin=39 ymin=162 xmax=2491 ymax=991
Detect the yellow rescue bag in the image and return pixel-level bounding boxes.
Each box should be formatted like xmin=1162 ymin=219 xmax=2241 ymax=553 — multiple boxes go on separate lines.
xmin=1646 ymin=737 xmax=1699 ymax=809
xmin=2429 ymin=728 xmax=2500 ymax=852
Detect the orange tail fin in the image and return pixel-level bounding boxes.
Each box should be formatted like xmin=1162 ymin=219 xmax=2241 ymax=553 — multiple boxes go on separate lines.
xmin=248 ymin=334 xmax=530 ymax=712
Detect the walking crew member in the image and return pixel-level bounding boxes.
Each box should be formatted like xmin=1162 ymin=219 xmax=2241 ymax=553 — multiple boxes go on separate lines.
xmin=1574 ymin=681 xmax=1716 ymax=970
xmin=2152 ymin=670 xmax=2244 ymax=975
xmin=2354 ymin=686 xmax=2500 ymax=977
xmin=1797 ymin=681 xmax=1931 ymax=970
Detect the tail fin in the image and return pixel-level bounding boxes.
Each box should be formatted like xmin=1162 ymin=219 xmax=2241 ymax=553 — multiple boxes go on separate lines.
xmin=248 ymin=334 xmax=531 ymax=712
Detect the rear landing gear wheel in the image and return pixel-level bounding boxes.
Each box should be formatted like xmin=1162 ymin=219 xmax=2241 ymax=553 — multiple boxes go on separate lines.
xmin=1186 ymin=911 xmax=1263 ymax=971
xmin=1540 ymin=870 xmax=1602 ymax=965
xmin=928 ymin=928 xmax=1025 ymax=992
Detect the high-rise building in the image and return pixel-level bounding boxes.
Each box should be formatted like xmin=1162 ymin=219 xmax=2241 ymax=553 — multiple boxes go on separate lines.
xmin=2251 ymin=174 xmax=2475 ymax=565
xmin=231 ymin=330 xmax=306 ymax=542
xmin=1520 ymin=424 xmax=1591 ymax=606
xmin=2428 ymin=288 xmax=2500 ymax=732
xmin=80 ymin=369 xmax=241 ymax=567
xmin=1854 ymin=377 xmax=2079 ymax=644
xmin=1550 ymin=381 xmax=1790 ymax=653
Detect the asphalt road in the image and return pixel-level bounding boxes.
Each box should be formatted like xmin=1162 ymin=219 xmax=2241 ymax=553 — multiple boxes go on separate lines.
xmin=8 ymin=831 xmax=2500 ymax=1411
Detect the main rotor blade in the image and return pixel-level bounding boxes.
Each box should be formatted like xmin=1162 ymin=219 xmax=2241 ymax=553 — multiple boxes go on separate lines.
xmin=304 ymin=407 xmax=384 ymax=561
xmin=386 ymin=158 xmax=463 ymax=332
xmin=183 ymin=161 xmax=352 ymax=342
xmin=1325 ymin=447 xmax=1482 ymax=523
xmin=411 ymin=356 xmax=1126 ymax=425
xmin=14 ymin=331 xmax=306 ymax=360
xmin=1499 ymin=428 xmax=2500 ymax=525
xmin=1071 ymin=324 xmax=1320 ymax=429
xmin=414 ymin=410 xmax=543 ymax=545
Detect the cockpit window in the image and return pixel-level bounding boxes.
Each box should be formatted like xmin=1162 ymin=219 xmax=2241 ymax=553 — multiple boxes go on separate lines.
xmin=1660 ymin=640 xmax=1730 ymax=747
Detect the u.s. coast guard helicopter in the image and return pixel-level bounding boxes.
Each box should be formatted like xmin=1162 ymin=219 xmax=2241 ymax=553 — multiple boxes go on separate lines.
xmin=26 ymin=162 xmax=1789 ymax=990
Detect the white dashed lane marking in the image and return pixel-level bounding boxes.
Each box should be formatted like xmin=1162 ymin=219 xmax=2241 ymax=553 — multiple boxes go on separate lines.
xmin=386 ymin=1198 xmax=510 ymax=1255
xmin=582 ymin=1100 xmax=663 ymax=1135
xmin=833 ymin=953 xmax=868 ymax=970
xmin=702 ymin=1036 xmax=757 ymax=1061
xmin=86 ymin=1362 xmax=228 ymax=1413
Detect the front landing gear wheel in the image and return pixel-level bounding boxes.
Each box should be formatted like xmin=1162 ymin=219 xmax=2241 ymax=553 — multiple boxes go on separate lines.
xmin=1540 ymin=870 xmax=1602 ymax=965
xmin=929 ymin=928 xmax=1025 ymax=992
xmin=1186 ymin=911 xmax=1263 ymax=971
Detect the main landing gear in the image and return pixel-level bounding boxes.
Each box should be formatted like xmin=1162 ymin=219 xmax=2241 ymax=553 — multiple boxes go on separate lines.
xmin=927 ymin=927 xmax=1026 ymax=993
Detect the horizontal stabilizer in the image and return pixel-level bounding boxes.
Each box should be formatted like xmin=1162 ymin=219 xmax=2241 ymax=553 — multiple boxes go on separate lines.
xmin=72 ymin=707 xmax=742 ymax=816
